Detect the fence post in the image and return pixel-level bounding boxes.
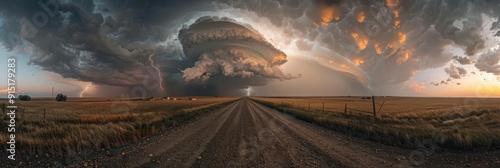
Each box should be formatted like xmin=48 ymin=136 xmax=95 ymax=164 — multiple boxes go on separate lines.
xmin=2 ymin=103 xmax=4 ymax=113
xmin=344 ymin=103 xmax=347 ymax=114
xmin=44 ymin=109 xmax=46 ymax=120
xmin=372 ymin=96 xmax=376 ymax=122
xmin=322 ymin=102 xmax=325 ymax=112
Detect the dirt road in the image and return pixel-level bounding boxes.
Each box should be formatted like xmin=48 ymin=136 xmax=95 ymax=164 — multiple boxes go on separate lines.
xmin=91 ymin=98 xmax=499 ymax=168
xmin=93 ymin=98 xmax=404 ymax=167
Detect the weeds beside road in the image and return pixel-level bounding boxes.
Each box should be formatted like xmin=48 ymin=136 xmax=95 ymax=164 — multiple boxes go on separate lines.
xmin=251 ymin=97 xmax=500 ymax=151
xmin=0 ymin=97 xmax=238 ymax=157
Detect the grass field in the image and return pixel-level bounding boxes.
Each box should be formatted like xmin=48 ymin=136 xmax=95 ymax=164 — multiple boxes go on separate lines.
xmin=252 ymin=97 xmax=500 ymax=150
xmin=0 ymin=97 xmax=238 ymax=156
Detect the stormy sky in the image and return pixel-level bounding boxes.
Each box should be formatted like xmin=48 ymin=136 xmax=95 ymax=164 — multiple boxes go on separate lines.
xmin=1 ymin=0 xmax=500 ymax=97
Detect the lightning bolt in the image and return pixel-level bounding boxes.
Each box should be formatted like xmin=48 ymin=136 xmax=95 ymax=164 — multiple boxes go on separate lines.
xmin=80 ymin=83 xmax=93 ymax=97
xmin=148 ymin=53 xmax=164 ymax=91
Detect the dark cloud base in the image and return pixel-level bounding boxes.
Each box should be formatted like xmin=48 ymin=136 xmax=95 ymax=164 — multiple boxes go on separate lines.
xmin=1 ymin=0 xmax=499 ymax=96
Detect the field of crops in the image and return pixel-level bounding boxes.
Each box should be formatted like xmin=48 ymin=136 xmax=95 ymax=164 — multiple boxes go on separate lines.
xmin=252 ymin=97 xmax=500 ymax=150
xmin=0 ymin=97 xmax=237 ymax=156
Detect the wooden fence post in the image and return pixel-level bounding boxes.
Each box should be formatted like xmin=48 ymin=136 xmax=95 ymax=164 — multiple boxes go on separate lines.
xmin=344 ymin=103 xmax=347 ymax=114
xmin=322 ymin=102 xmax=325 ymax=112
xmin=372 ymin=96 xmax=376 ymax=122
xmin=44 ymin=109 xmax=46 ymax=120
xmin=2 ymin=103 xmax=4 ymax=113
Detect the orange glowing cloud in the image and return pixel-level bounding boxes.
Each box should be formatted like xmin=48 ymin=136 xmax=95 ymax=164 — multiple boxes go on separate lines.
xmin=350 ymin=31 xmax=368 ymax=50
xmin=374 ymin=42 xmax=383 ymax=54
xmin=385 ymin=0 xmax=401 ymax=28
xmin=272 ymin=53 xmax=287 ymax=64
xmin=396 ymin=48 xmax=415 ymax=64
xmin=353 ymin=58 xmax=365 ymax=66
xmin=394 ymin=18 xmax=401 ymax=27
xmin=393 ymin=9 xmax=400 ymax=18
xmin=385 ymin=0 xmax=399 ymax=8
xmin=357 ymin=10 xmax=366 ymax=23
xmin=0 ymin=88 xmax=8 ymax=94
xmin=320 ymin=5 xmax=341 ymax=26
xmin=398 ymin=32 xmax=406 ymax=44
xmin=387 ymin=32 xmax=406 ymax=48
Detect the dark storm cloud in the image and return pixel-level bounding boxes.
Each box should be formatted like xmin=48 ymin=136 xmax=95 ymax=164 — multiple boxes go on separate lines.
xmin=1 ymin=0 xmax=500 ymax=96
xmin=178 ymin=16 xmax=297 ymax=85
xmin=0 ymin=0 xmax=151 ymax=87
xmin=0 ymin=0 xmax=221 ymax=96
xmin=0 ymin=0 xmax=299 ymax=96
xmin=216 ymin=0 xmax=500 ymax=89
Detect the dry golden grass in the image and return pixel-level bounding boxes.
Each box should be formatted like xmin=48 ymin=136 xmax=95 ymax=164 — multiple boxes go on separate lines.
xmin=0 ymin=97 xmax=237 ymax=156
xmin=253 ymin=97 xmax=500 ymax=150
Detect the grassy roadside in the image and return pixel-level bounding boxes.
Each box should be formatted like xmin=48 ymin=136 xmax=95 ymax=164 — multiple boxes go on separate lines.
xmin=251 ymin=98 xmax=500 ymax=151
xmin=0 ymin=98 xmax=238 ymax=157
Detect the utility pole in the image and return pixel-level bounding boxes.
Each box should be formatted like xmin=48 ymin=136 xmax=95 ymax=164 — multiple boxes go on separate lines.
xmin=372 ymin=95 xmax=377 ymax=122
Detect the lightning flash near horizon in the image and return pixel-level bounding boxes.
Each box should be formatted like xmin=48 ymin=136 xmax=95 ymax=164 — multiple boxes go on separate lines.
xmin=80 ymin=83 xmax=93 ymax=97
xmin=148 ymin=53 xmax=164 ymax=91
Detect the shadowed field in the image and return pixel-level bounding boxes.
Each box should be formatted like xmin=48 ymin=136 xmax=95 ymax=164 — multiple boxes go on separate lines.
xmin=252 ymin=97 xmax=500 ymax=150
xmin=0 ymin=97 xmax=237 ymax=156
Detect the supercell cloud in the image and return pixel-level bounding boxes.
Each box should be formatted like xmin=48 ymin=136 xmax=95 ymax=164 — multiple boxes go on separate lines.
xmin=178 ymin=17 xmax=297 ymax=84
xmin=0 ymin=0 xmax=499 ymax=96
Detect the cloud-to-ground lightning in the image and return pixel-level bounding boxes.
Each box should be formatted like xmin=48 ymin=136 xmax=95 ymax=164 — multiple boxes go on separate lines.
xmin=148 ymin=53 xmax=164 ymax=91
xmin=80 ymin=83 xmax=93 ymax=97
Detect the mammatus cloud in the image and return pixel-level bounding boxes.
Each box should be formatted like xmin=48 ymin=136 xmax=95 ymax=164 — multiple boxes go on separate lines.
xmin=217 ymin=0 xmax=500 ymax=91
xmin=178 ymin=17 xmax=297 ymax=85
